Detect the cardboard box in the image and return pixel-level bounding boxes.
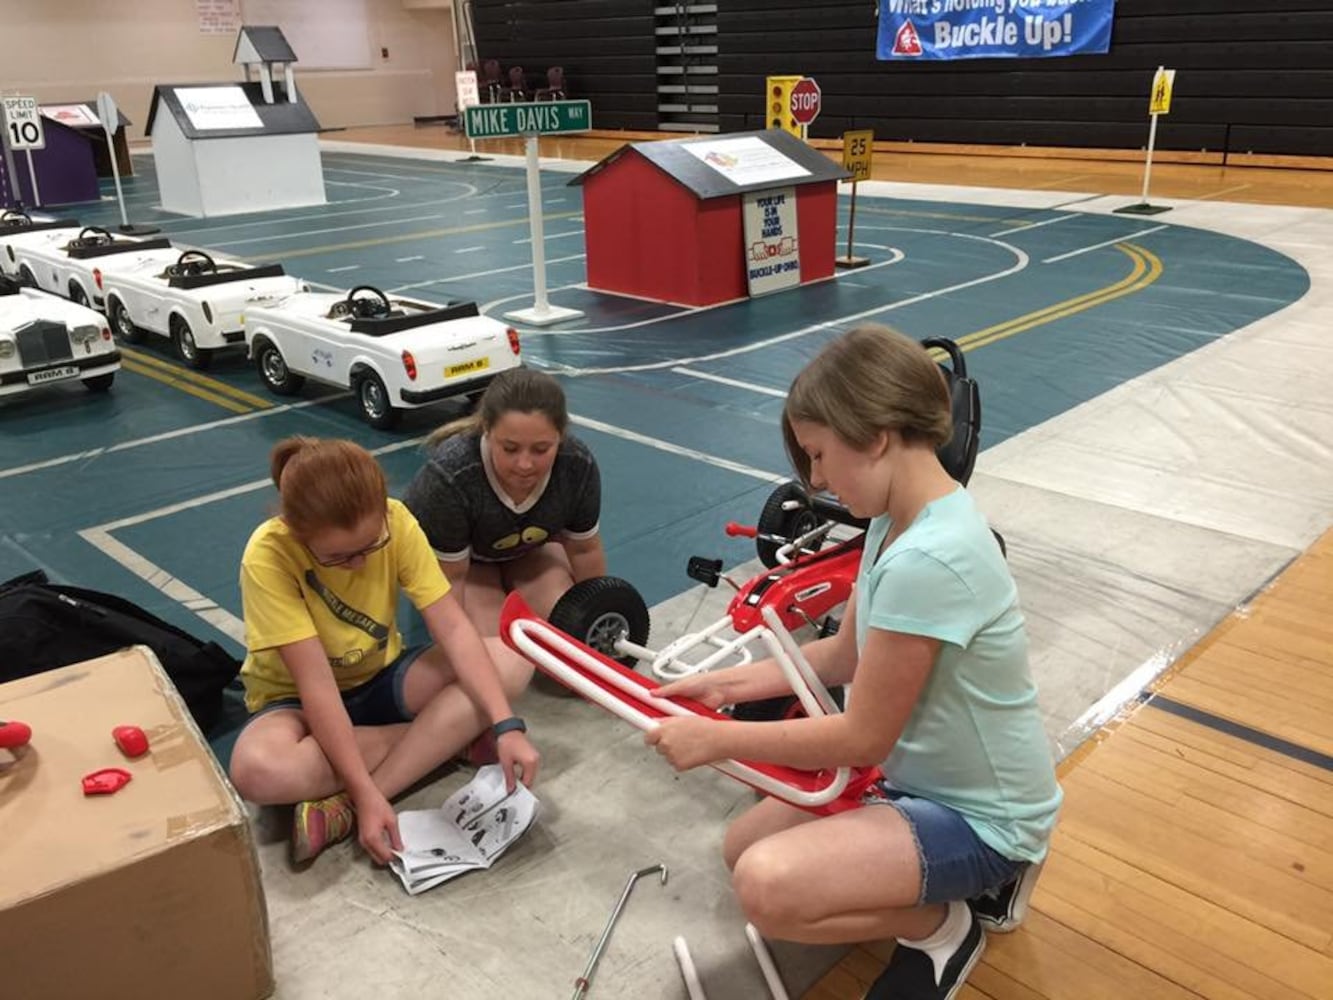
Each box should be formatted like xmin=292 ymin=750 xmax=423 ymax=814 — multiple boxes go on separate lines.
xmin=0 ymin=647 xmax=273 ymax=1000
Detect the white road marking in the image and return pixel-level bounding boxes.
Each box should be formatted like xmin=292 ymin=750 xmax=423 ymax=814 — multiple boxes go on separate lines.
xmin=989 ymin=214 xmax=1078 ymax=238
xmin=672 ymin=367 xmax=787 ymax=398
xmin=0 ymin=397 xmax=345 ymax=480
xmin=1043 ymin=225 xmax=1168 ymax=264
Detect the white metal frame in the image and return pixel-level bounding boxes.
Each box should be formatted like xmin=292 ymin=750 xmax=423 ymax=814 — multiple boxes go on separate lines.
xmin=505 ymin=603 xmax=849 ymax=810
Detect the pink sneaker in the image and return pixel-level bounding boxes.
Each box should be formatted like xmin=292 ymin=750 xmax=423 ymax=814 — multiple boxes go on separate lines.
xmin=291 ymin=792 xmax=355 ymax=864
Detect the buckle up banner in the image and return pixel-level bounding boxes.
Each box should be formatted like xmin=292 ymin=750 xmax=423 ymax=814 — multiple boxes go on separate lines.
xmin=878 ymin=0 xmax=1115 ymax=61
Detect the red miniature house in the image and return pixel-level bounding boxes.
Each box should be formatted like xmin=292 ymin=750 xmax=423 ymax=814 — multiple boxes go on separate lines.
xmin=573 ymin=130 xmax=849 ymax=307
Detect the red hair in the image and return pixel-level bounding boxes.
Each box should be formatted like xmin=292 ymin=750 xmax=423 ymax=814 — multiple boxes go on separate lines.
xmin=269 ymin=436 xmax=387 ymax=538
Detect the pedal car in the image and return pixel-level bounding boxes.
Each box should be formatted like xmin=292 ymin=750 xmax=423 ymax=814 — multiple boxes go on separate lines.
xmin=0 ymin=273 xmax=120 ymax=396
xmin=99 ymin=247 xmax=306 ymax=369
xmin=500 ymin=588 xmax=884 ymax=815
xmin=0 ymin=221 xmax=176 ymax=311
xmin=243 ymin=284 xmax=523 ymax=429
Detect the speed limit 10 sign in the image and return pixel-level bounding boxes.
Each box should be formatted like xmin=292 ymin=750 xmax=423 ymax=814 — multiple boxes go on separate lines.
xmin=3 ymin=96 xmax=45 ymax=151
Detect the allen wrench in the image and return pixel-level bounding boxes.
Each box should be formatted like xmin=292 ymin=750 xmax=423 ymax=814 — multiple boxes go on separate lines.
xmin=571 ymin=863 xmax=668 ymax=999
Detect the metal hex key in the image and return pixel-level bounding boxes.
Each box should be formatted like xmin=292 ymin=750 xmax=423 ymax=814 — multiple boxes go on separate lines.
xmin=571 ymin=863 xmax=669 ymax=999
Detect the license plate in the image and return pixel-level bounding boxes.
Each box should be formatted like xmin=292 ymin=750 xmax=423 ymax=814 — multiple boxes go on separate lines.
xmin=446 ymin=357 xmax=489 ymax=379
xmin=27 ymin=365 xmax=79 ymax=385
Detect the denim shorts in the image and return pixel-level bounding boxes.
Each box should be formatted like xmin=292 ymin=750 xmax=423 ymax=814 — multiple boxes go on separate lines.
xmin=251 ymin=644 xmax=431 ymax=726
xmin=870 ymin=783 xmax=1024 ymax=904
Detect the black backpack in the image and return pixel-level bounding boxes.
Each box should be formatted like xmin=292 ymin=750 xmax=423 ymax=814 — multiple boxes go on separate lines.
xmin=0 ymin=570 xmax=241 ymax=732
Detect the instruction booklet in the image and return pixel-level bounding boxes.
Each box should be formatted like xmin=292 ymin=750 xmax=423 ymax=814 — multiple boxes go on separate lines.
xmin=389 ymin=764 xmax=540 ymax=895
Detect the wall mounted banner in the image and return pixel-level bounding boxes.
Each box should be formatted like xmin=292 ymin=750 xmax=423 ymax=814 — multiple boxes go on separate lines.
xmin=877 ymin=0 xmax=1115 ymax=61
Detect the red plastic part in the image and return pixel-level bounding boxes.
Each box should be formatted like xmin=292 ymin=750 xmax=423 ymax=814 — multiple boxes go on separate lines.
xmin=0 ymin=720 xmax=32 ymax=749
xmin=82 ymin=767 xmax=133 ymax=795
xmin=112 ymin=725 xmax=149 ymax=758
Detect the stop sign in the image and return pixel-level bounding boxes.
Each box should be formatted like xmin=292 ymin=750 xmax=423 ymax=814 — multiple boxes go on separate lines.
xmin=790 ymin=78 xmax=821 ymax=127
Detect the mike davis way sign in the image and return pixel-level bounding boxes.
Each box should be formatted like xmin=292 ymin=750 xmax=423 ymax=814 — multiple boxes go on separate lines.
xmin=464 ymin=100 xmax=592 ymax=140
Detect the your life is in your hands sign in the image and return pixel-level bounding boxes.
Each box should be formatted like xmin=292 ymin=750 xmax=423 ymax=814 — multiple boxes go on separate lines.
xmin=877 ymin=0 xmax=1115 ymax=61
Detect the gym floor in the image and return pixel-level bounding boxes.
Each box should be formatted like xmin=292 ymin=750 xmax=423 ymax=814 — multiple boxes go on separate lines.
xmin=2 ymin=131 xmax=1330 ymax=997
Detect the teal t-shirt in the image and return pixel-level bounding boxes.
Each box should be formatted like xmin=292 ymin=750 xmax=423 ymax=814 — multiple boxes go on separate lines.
xmin=854 ymin=487 xmax=1062 ymax=862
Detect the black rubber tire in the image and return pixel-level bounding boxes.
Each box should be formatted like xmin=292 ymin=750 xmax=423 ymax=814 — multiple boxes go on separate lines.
xmin=756 ymin=481 xmax=824 ymax=568
xmin=357 ymin=371 xmax=399 ymax=429
xmin=548 ymin=576 xmax=650 ymax=668
xmin=171 ymin=316 xmax=211 ymax=369
xmin=68 ymin=281 xmax=91 ymax=307
xmin=82 ymin=373 xmax=115 ymax=392
xmin=254 ymin=340 xmax=305 ymax=396
xmin=17 ymin=264 xmax=36 ymax=288
xmin=107 ymin=297 xmax=144 ymax=344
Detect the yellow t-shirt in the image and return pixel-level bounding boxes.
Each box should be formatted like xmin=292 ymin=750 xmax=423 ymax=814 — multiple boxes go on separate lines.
xmin=239 ymin=498 xmax=451 ymax=711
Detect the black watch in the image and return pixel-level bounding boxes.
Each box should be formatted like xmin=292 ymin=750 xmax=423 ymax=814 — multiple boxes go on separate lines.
xmin=492 ymin=716 xmax=527 ymax=738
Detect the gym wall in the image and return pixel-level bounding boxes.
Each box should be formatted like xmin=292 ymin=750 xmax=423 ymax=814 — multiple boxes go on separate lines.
xmin=3 ymin=0 xmax=459 ymax=141
xmin=472 ymin=0 xmax=1333 ymax=158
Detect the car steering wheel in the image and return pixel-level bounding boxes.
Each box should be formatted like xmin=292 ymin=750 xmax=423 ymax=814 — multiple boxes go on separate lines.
xmin=345 ymin=285 xmax=392 ymax=320
xmin=75 ymin=226 xmax=113 ymax=247
xmin=169 ymin=249 xmax=217 ymax=278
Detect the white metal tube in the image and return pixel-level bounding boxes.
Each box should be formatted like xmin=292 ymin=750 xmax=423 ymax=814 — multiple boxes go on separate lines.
xmin=506 ymin=618 xmax=849 ymax=807
xmin=761 ymin=606 xmax=840 ymax=717
xmin=745 ymin=924 xmax=791 ymax=1000
xmin=523 ymin=134 xmax=548 ymax=314
xmin=673 ymin=937 xmax=708 ymax=1000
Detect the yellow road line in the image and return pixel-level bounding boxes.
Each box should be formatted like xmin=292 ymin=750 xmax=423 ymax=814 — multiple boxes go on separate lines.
xmin=247 ymin=211 xmax=582 ymax=262
xmin=120 ymin=358 xmax=254 ymax=413
xmin=119 ymin=347 xmax=274 ymax=410
xmin=962 ymin=245 xmax=1161 ymax=352
xmin=923 ymin=244 xmax=1162 ymax=362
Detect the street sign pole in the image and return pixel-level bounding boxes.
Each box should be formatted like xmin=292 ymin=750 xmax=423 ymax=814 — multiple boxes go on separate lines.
xmin=1115 ymin=66 xmax=1174 ymax=217
xmin=0 ymin=100 xmax=26 ymax=209
xmin=836 ymin=129 xmax=872 ymax=269
xmin=24 ymin=148 xmax=40 ymax=207
xmin=97 ymin=92 xmax=130 ymax=229
xmin=464 ymin=100 xmax=591 ymax=327
xmin=504 ymin=134 xmax=584 ymax=327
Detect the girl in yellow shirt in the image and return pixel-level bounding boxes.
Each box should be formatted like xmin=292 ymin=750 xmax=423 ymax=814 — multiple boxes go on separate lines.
xmin=229 ymin=436 xmax=539 ymax=865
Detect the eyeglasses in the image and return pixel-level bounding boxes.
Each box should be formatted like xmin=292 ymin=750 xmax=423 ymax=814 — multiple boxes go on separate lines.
xmin=310 ymin=523 xmax=391 ymax=567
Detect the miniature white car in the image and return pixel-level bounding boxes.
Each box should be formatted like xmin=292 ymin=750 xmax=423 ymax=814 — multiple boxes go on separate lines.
xmin=0 ymin=273 xmax=120 ymax=397
xmin=244 ymin=285 xmax=523 ymax=428
xmin=99 ymin=247 xmax=307 ymax=369
xmin=0 ymin=220 xmax=177 ymax=311
xmin=0 ymin=211 xmax=84 ymax=284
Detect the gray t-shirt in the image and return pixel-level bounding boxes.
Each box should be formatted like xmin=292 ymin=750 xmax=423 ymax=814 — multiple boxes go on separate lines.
xmin=402 ymin=432 xmax=601 ymax=564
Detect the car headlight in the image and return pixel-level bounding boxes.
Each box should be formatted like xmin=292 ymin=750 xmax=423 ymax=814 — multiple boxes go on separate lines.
xmin=71 ymin=324 xmax=100 ymax=345
xmin=0 ymin=339 xmax=14 ymax=359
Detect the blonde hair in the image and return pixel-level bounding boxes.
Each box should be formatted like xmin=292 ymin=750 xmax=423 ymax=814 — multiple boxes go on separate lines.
xmin=426 ymin=367 xmax=569 ymax=447
xmin=782 ymin=325 xmax=952 ymax=487
xmin=269 ymin=436 xmax=387 ymax=538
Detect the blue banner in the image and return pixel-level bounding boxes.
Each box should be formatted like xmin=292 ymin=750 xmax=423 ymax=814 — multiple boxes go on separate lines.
xmin=877 ymin=0 xmax=1114 ymax=61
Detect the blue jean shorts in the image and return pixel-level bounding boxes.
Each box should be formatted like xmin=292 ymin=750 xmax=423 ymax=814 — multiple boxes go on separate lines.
xmin=251 ymin=644 xmax=431 ymax=726
xmin=870 ymin=783 xmax=1024 ymax=905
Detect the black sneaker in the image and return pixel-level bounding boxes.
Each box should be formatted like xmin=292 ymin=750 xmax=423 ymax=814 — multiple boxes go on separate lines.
xmin=864 ymin=911 xmax=984 ymax=1000
xmin=969 ymin=861 xmax=1042 ymax=934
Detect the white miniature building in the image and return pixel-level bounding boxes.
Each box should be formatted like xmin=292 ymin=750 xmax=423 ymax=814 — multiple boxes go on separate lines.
xmin=146 ymin=25 xmax=326 ymax=218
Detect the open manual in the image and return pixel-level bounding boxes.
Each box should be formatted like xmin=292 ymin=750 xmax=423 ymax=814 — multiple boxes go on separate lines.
xmin=389 ymin=764 xmax=541 ymax=895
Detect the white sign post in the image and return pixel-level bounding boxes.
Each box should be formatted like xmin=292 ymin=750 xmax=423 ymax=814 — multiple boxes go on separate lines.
xmin=97 ymin=91 xmax=131 ymax=230
xmin=454 ymin=70 xmax=489 ymax=162
xmin=1115 ymin=66 xmax=1175 ymax=216
xmin=2 ymin=96 xmax=44 ymax=208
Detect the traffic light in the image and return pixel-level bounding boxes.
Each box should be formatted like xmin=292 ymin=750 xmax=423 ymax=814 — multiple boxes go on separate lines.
xmin=766 ymin=75 xmax=803 ymax=137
